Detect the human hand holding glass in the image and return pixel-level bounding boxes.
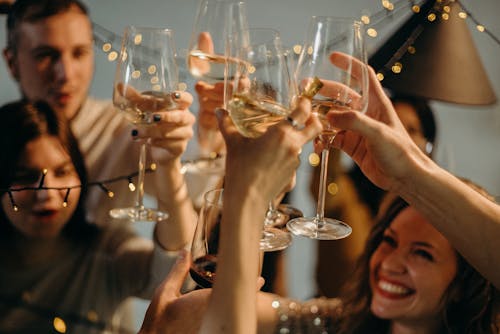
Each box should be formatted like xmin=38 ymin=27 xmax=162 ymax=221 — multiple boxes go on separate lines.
xmin=183 ymin=0 xmax=248 ymax=174
xmin=110 ymin=26 xmax=179 ymax=222
xmin=287 ymin=16 xmax=368 ymax=240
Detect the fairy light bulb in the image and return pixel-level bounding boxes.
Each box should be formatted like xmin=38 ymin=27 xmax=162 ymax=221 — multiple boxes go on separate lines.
xmin=62 ymin=189 xmax=71 ymax=208
xmin=38 ymin=168 xmax=48 ymax=188
xmin=128 ymin=177 xmax=136 ymax=192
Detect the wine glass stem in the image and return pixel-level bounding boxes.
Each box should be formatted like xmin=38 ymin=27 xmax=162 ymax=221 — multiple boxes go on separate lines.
xmin=265 ymin=201 xmax=280 ymax=226
xmin=315 ymin=148 xmax=330 ymax=229
xmin=135 ymin=142 xmax=147 ymax=209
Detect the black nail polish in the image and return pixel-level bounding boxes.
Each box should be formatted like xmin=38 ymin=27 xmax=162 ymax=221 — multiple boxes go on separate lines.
xmin=131 ymin=129 xmax=138 ymax=137
xmin=153 ymin=114 xmax=162 ymax=122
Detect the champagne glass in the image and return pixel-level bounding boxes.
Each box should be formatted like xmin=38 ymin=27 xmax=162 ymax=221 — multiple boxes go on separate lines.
xmin=183 ymin=0 xmax=248 ymax=174
xmin=287 ymin=17 xmax=368 ymax=240
xmin=110 ymin=26 xmax=179 ymax=222
xmin=190 ymin=188 xmax=223 ymax=288
xmin=227 ymin=28 xmax=295 ymax=251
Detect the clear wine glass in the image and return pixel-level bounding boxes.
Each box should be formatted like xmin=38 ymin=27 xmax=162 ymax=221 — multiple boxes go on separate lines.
xmin=287 ymin=16 xmax=368 ymax=240
xmin=110 ymin=26 xmax=179 ymax=222
xmin=227 ymin=28 xmax=297 ymax=251
xmin=183 ymin=0 xmax=249 ymax=175
xmin=190 ymin=188 xmax=223 ymax=288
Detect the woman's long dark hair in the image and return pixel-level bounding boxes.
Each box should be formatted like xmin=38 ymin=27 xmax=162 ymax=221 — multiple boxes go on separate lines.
xmin=0 ymin=100 xmax=98 ymax=239
xmin=336 ymin=196 xmax=495 ymax=334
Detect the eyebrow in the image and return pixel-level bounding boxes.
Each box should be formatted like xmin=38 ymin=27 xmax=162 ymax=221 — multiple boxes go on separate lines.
xmin=17 ymin=159 xmax=74 ymax=171
xmin=385 ymin=227 xmax=435 ymax=249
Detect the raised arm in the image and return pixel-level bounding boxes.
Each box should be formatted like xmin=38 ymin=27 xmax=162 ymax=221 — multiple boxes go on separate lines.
xmin=134 ymin=91 xmax=197 ymax=250
xmin=199 ymin=97 xmax=321 ymax=333
xmin=327 ymin=52 xmax=500 ymax=288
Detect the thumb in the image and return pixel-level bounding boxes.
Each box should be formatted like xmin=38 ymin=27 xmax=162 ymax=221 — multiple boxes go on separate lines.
xmin=328 ymin=109 xmax=381 ymax=141
xmin=162 ymin=249 xmax=191 ymax=293
xmin=216 ymin=107 xmax=238 ymax=140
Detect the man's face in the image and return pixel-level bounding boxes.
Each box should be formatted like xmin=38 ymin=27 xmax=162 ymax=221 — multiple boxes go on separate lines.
xmin=6 ymin=7 xmax=94 ymax=119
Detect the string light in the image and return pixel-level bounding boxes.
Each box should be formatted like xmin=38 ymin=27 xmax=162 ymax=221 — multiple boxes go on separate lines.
xmin=1 ymin=166 xmax=157 ymax=212
xmin=38 ymin=169 xmax=48 ymax=188
xmin=7 ymin=191 xmax=18 ymax=212
xmin=127 ymin=177 xmax=136 ymax=192
xmin=62 ymin=189 xmax=71 ymax=208
xmin=98 ymin=184 xmax=114 ymax=198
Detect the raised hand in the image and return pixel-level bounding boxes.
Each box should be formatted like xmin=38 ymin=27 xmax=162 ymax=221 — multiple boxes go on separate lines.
xmin=132 ymin=91 xmax=196 ymax=161
xmin=327 ymin=52 xmax=426 ymax=193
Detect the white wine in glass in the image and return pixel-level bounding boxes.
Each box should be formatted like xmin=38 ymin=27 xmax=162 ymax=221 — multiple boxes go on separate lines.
xmin=110 ymin=26 xmax=179 ymax=222
xmin=183 ymin=0 xmax=249 ymax=175
xmin=287 ymin=16 xmax=368 ymax=240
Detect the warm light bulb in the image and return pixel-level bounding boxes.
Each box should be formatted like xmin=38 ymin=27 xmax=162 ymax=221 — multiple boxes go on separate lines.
xmin=367 ymin=28 xmax=378 ymax=38
xmin=308 ymin=153 xmax=320 ymax=166
xmin=108 ymin=51 xmax=118 ymax=62
xmin=53 ymin=317 xmax=67 ymax=333
xmin=129 ymin=182 xmax=136 ymax=192
xmin=102 ymin=43 xmax=112 ymax=52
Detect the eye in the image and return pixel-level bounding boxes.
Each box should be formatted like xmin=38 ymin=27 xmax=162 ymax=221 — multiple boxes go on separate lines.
xmin=381 ymin=235 xmax=397 ymax=247
xmin=73 ymin=47 xmax=91 ymax=59
xmin=12 ymin=170 xmax=40 ymax=186
xmin=414 ymin=249 xmax=434 ymax=262
xmin=54 ymin=165 xmax=76 ymax=178
xmin=33 ymin=50 xmax=59 ymax=63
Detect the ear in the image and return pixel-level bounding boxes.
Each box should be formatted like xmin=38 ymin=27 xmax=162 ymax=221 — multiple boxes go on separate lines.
xmin=3 ymin=48 xmax=20 ymax=81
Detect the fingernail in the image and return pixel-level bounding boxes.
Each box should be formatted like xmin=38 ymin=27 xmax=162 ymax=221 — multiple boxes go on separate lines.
xmin=153 ymin=114 xmax=161 ymax=122
xmin=215 ymin=107 xmax=225 ymax=117
xmin=172 ymin=92 xmax=181 ymax=100
xmin=131 ymin=129 xmax=138 ymax=137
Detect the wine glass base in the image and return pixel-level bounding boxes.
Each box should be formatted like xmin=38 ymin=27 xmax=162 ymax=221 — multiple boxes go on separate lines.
xmin=260 ymin=227 xmax=292 ymax=252
xmin=109 ymin=206 xmax=169 ymax=222
xmin=287 ymin=217 xmax=352 ymax=240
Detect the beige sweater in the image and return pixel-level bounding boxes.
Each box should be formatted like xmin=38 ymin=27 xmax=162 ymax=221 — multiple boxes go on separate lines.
xmin=0 ymin=222 xmax=178 ymax=333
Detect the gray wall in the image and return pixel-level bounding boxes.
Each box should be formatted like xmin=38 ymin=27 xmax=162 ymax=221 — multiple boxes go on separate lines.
xmin=1 ymin=0 xmax=499 ymax=311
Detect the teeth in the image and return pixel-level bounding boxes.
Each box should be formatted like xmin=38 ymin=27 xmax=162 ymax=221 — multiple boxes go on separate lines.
xmin=378 ymin=280 xmax=410 ymax=295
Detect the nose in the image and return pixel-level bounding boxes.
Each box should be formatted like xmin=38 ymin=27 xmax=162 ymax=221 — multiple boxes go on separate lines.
xmin=53 ymin=54 xmax=75 ymax=83
xmin=380 ymin=249 xmax=408 ymax=274
xmin=34 ymin=174 xmax=62 ymax=202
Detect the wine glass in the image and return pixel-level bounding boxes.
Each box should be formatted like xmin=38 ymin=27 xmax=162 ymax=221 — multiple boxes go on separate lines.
xmin=227 ymin=28 xmax=296 ymax=251
xmin=183 ymin=0 xmax=249 ymax=174
xmin=110 ymin=26 xmax=179 ymax=222
xmin=287 ymin=16 xmax=368 ymax=240
xmin=190 ymin=188 xmax=223 ymax=288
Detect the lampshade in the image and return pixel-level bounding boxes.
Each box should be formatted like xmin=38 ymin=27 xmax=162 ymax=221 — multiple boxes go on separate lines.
xmin=369 ymin=0 xmax=497 ymax=105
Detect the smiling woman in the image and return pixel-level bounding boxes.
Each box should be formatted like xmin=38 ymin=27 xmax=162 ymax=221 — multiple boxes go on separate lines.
xmin=336 ymin=194 xmax=497 ymax=334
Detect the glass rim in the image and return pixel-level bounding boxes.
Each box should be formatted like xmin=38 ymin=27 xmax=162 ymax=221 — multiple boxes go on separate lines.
xmin=203 ymin=188 xmax=224 ymax=206
xmin=124 ymin=26 xmax=175 ymax=34
xmin=310 ymin=15 xmax=362 ymax=26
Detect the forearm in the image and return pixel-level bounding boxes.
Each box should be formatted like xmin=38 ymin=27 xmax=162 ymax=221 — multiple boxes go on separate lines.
xmin=397 ymin=158 xmax=500 ymax=288
xmin=155 ymin=159 xmax=197 ymax=250
xmin=200 ymin=185 xmax=267 ymax=334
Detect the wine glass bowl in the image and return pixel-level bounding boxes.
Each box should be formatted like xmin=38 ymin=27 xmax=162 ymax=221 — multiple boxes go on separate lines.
xmin=190 ymin=188 xmax=223 ymax=288
xmin=287 ymin=17 xmax=368 ymax=240
xmin=184 ymin=0 xmax=249 ymax=172
xmin=109 ymin=26 xmax=179 ymax=222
